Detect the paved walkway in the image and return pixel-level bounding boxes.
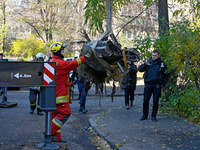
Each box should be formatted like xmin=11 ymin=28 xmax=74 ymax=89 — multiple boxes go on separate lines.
xmin=73 ymin=81 xmax=200 ymax=150
xmin=0 ymin=79 xmax=200 ymax=150
xmin=90 ymin=101 xmax=200 ymax=150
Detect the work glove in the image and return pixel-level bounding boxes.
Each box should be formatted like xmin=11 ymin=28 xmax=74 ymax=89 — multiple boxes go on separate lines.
xmin=84 ymin=48 xmax=92 ymax=58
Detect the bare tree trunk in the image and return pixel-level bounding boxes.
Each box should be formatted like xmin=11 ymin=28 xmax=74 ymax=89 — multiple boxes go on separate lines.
xmin=158 ymin=0 xmax=173 ymax=102
xmin=2 ymin=1 xmax=6 ymax=53
xmin=158 ymin=0 xmax=169 ymax=37
xmin=45 ymin=30 xmax=53 ymax=43
xmin=45 ymin=30 xmax=52 ymax=58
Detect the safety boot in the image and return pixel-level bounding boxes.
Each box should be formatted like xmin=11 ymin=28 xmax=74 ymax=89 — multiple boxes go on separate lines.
xmin=30 ymin=109 xmax=34 ymax=114
xmin=51 ymin=135 xmax=59 ymax=142
xmin=53 ymin=139 xmax=67 ymax=143
xmin=37 ymin=109 xmax=43 ymax=116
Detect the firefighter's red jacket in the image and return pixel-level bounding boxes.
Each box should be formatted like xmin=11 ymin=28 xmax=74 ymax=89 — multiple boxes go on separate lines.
xmin=51 ymin=55 xmax=86 ymax=104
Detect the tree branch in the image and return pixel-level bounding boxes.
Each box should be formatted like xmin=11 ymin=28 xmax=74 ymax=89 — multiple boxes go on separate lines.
xmin=80 ymin=29 xmax=91 ymax=42
xmin=116 ymin=3 xmax=154 ymax=37
xmin=70 ymin=40 xmax=87 ymax=44
xmin=25 ymin=21 xmax=46 ymax=43
xmin=16 ymin=12 xmax=46 ymax=42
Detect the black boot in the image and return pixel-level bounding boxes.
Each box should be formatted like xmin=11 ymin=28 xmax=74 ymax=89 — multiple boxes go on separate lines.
xmin=82 ymin=104 xmax=88 ymax=114
xmin=130 ymin=101 xmax=133 ymax=107
xmin=152 ymin=117 xmax=157 ymax=122
xmin=126 ymin=103 xmax=129 ymax=109
xmin=151 ymin=115 xmax=158 ymax=122
xmin=37 ymin=109 xmax=43 ymax=116
xmin=140 ymin=115 xmax=148 ymax=121
xmin=30 ymin=105 xmax=36 ymax=114
xmin=30 ymin=108 xmax=34 ymax=114
xmin=79 ymin=104 xmax=83 ymax=112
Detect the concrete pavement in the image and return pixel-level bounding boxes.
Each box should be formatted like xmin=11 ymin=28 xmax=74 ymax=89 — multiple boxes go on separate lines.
xmin=0 ymin=80 xmax=200 ymax=150
xmin=85 ymin=83 xmax=200 ymax=150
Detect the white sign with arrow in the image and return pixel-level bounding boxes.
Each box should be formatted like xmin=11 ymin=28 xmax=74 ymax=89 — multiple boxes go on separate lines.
xmin=11 ymin=72 xmax=32 ymax=79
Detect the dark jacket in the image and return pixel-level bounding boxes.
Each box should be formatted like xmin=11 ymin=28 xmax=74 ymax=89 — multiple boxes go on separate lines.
xmin=71 ymin=69 xmax=91 ymax=92
xmin=122 ymin=64 xmax=137 ymax=87
xmin=138 ymin=58 xmax=169 ymax=87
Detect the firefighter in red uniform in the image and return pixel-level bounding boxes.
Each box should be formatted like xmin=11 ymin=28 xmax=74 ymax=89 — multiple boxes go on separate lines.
xmin=50 ymin=42 xmax=92 ymax=142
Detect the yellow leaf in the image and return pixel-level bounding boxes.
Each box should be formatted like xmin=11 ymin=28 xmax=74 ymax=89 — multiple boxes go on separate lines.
xmin=115 ymin=143 xmax=120 ymax=147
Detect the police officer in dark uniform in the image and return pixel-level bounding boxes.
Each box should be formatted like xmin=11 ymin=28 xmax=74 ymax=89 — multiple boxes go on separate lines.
xmin=122 ymin=62 xmax=137 ymax=109
xmin=138 ymin=50 xmax=169 ymax=122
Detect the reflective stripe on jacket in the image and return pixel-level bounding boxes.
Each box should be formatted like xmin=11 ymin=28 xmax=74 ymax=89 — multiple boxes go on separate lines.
xmin=51 ymin=55 xmax=86 ymax=104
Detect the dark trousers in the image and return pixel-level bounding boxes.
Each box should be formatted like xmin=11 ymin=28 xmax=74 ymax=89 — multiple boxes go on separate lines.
xmin=124 ymin=86 xmax=135 ymax=105
xmin=29 ymin=88 xmax=40 ymax=110
xmin=143 ymin=84 xmax=161 ymax=117
xmin=78 ymin=82 xmax=87 ymax=105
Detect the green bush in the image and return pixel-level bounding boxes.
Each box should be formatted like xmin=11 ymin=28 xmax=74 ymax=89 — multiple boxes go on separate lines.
xmin=161 ymin=84 xmax=200 ymax=123
xmin=134 ymin=19 xmax=200 ymax=123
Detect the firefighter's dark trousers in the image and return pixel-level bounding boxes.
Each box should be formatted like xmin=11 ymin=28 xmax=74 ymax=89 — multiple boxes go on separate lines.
xmin=29 ymin=88 xmax=40 ymax=110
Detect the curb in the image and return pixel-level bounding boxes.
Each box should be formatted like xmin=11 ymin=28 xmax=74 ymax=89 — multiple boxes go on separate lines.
xmin=89 ymin=109 xmax=127 ymax=150
xmin=73 ymin=92 xmax=143 ymax=97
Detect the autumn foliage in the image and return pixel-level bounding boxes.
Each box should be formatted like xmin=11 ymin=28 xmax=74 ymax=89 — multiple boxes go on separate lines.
xmin=134 ymin=19 xmax=200 ymax=123
xmin=10 ymin=34 xmax=45 ymax=59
